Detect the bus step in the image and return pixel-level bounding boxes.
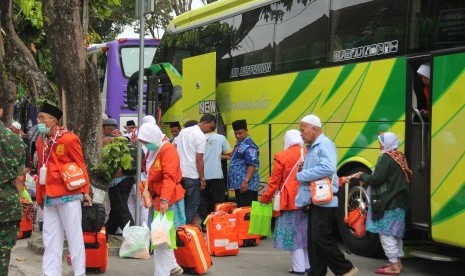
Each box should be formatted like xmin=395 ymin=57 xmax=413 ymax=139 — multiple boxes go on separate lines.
xmin=409 ymin=250 xmax=460 ymax=262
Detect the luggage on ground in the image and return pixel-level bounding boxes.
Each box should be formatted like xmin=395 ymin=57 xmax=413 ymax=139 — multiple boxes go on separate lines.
xmin=84 ymin=227 xmax=108 ymax=273
xmin=17 ymin=197 xmax=34 ymax=239
xmin=174 ymin=225 xmax=212 ymax=274
xmin=205 ymin=211 xmax=239 ymax=256
xmin=214 ymin=202 xmax=237 ymax=214
xmin=232 ymin=207 xmax=260 ymax=247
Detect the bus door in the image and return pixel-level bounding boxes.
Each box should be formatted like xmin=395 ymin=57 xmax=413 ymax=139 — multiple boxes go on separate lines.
xmin=429 ymin=50 xmax=465 ymax=248
xmin=181 ymin=52 xmax=217 ymax=121
xmin=406 ymin=58 xmax=431 ymax=231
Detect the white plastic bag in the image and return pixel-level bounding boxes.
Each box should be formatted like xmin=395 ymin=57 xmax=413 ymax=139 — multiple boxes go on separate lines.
xmin=119 ymin=222 xmax=150 ymax=259
xmin=151 ymin=213 xmax=173 ymax=249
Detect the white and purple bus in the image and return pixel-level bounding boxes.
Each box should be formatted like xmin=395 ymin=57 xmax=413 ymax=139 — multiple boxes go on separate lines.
xmin=87 ymin=38 xmax=160 ymax=129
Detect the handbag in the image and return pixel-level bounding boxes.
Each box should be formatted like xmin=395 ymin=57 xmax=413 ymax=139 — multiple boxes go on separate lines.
xmin=343 ymin=177 xmax=366 ymax=238
xmin=139 ymin=180 xmax=152 ymax=208
xmin=248 ymin=201 xmax=273 ymax=237
xmin=273 ymin=160 xmax=300 ymax=211
xmin=51 ymin=151 xmax=87 ymax=191
xmin=310 ymin=176 xmax=334 ymax=205
xmin=61 ymin=162 xmax=87 ymax=190
xmin=81 ymin=202 xmax=106 ymax=232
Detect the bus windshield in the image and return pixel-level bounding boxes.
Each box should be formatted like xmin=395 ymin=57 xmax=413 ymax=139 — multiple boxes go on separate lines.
xmin=87 ymin=38 xmax=160 ymax=128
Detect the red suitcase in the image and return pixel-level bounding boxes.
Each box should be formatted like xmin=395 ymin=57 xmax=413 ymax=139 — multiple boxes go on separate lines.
xmin=232 ymin=207 xmax=260 ymax=247
xmin=206 ymin=212 xmax=239 ymax=256
xmin=214 ymin=202 xmax=237 ymax=214
xmin=174 ymin=225 xmax=212 ymax=274
xmin=84 ymin=227 xmax=108 ymax=273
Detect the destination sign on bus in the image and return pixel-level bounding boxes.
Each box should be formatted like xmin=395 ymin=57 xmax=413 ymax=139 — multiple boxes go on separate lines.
xmin=230 ymin=62 xmax=272 ymax=78
xmin=333 ymin=40 xmax=398 ymax=62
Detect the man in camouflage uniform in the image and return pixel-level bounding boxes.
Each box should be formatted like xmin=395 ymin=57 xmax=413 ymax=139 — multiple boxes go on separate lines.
xmin=0 ymin=106 xmax=27 ymax=275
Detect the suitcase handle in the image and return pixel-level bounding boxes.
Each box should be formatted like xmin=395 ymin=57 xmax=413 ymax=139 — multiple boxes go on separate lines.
xmin=85 ymin=243 xmax=101 ymax=249
xmin=84 ymin=232 xmax=101 ymax=249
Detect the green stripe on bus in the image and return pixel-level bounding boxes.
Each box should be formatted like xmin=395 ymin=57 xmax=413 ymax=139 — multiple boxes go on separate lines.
xmin=324 ymin=63 xmax=356 ymax=105
xmin=432 ymin=53 xmax=465 ymax=102
xmin=260 ymin=70 xmax=319 ymax=124
xmin=432 ymin=183 xmax=465 ymax=225
xmin=341 ymin=59 xmax=406 ymax=159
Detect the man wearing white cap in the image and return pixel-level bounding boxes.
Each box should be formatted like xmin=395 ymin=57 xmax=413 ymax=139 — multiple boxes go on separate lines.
xmin=296 ymin=114 xmax=358 ymax=276
xmin=416 ymin=63 xmax=430 ymax=118
xmin=9 ymin=122 xmax=24 ymax=137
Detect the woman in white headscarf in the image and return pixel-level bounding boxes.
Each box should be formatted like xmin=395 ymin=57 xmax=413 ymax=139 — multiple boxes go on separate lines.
xmin=351 ymin=132 xmax=411 ymax=275
xmin=260 ymin=130 xmax=310 ymax=275
xmin=137 ymin=123 xmax=186 ymax=276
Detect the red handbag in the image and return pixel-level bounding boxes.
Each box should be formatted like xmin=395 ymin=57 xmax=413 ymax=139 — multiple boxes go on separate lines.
xmin=51 ymin=152 xmax=87 ymax=190
xmin=343 ymin=178 xmax=366 ymax=238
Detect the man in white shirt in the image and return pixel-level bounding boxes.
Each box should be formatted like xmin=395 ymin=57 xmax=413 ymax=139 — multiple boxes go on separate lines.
xmin=176 ymin=114 xmax=216 ymax=223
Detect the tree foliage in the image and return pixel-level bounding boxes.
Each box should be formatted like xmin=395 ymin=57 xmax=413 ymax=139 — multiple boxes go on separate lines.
xmin=92 ymin=137 xmax=134 ymax=182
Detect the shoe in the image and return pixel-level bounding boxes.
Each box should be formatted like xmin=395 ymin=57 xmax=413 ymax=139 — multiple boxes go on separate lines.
xmin=287 ymin=269 xmax=305 ymax=275
xmin=374 ymin=267 xmax=399 ymax=275
xmin=343 ymin=266 xmax=359 ymax=276
xmin=170 ymin=266 xmax=184 ymax=275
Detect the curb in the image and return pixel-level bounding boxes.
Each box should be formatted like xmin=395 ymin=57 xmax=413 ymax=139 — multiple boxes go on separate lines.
xmin=27 ymin=234 xmax=124 ymax=256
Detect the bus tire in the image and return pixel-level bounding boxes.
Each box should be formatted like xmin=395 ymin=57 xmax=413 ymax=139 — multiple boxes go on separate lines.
xmin=337 ymin=168 xmax=383 ymax=257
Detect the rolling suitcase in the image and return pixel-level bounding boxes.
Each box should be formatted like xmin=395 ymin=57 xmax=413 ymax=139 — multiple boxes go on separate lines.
xmin=214 ymin=202 xmax=237 ymax=214
xmin=174 ymin=225 xmax=212 ymax=274
xmin=17 ymin=201 xmax=34 ymax=239
xmin=84 ymin=227 xmax=108 ymax=273
xmin=205 ymin=212 xmax=239 ymax=256
xmin=232 ymin=207 xmax=260 ymax=247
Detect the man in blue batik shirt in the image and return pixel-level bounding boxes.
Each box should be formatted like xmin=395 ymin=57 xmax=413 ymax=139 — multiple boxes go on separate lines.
xmin=228 ymin=119 xmax=260 ymax=207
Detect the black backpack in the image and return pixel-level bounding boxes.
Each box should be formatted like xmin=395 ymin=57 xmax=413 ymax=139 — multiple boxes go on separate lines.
xmin=81 ymin=202 xmax=106 ymax=232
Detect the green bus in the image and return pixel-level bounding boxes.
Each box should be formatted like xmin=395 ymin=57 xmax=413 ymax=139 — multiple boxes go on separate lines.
xmin=133 ymin=0 xmax=465 ymax=258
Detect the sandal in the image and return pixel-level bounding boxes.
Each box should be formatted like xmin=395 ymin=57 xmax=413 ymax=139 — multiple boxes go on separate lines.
xmin=288 ymin=269 xmax=305 ymax=275
xmin=375 ymin=266 xmax=400 ymax=275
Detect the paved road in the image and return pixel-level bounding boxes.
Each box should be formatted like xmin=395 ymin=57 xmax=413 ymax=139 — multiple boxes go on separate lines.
xmin=9 ymin=231 xmax=464 ymax=275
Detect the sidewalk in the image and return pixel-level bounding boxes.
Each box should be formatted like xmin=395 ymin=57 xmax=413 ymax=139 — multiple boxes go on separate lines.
xmin=8 ymin=229 xmax=291 ymax=276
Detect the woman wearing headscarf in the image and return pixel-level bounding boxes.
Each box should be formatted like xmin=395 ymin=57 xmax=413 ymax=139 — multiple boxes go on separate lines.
xmin=351 ymin=132 xmax=411 ymax=275
xmin=137 ymin=123 xmax=186 ymax=276
xmin=260 ymin=130 xmax=310 ymax=275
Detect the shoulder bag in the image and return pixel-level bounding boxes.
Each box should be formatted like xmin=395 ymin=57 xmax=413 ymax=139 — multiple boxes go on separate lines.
xmin=274 ymin=160 xmax=300 ymax=211
xmin=310 ymin=176 xmax=334 ymax=205
xmin=51 ymin=151 xmax=87 ymax=190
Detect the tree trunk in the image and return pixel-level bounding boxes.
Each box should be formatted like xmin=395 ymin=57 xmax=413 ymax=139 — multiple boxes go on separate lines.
xmin=42 ymin=0 xmax=102 ymax=181
xmin=0 ymin=0 xmax=57 ymax=124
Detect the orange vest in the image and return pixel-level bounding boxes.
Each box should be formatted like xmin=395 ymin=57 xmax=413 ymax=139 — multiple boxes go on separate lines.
xmin=36 ymin=132 xmax=90 ymax=205
xmin=147 ymin=143 xmax=185 ymax=210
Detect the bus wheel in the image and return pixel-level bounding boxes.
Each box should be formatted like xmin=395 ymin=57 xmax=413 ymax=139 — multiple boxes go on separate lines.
xmin=337 ymin=168 xmax=383 ymax=257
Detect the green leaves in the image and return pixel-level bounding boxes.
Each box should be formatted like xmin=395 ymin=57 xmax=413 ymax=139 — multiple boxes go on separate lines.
xmin=92 ymin=136 xmax=134 ymax=181
xmin=15 ymin=0 xmax=43 ymax=29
